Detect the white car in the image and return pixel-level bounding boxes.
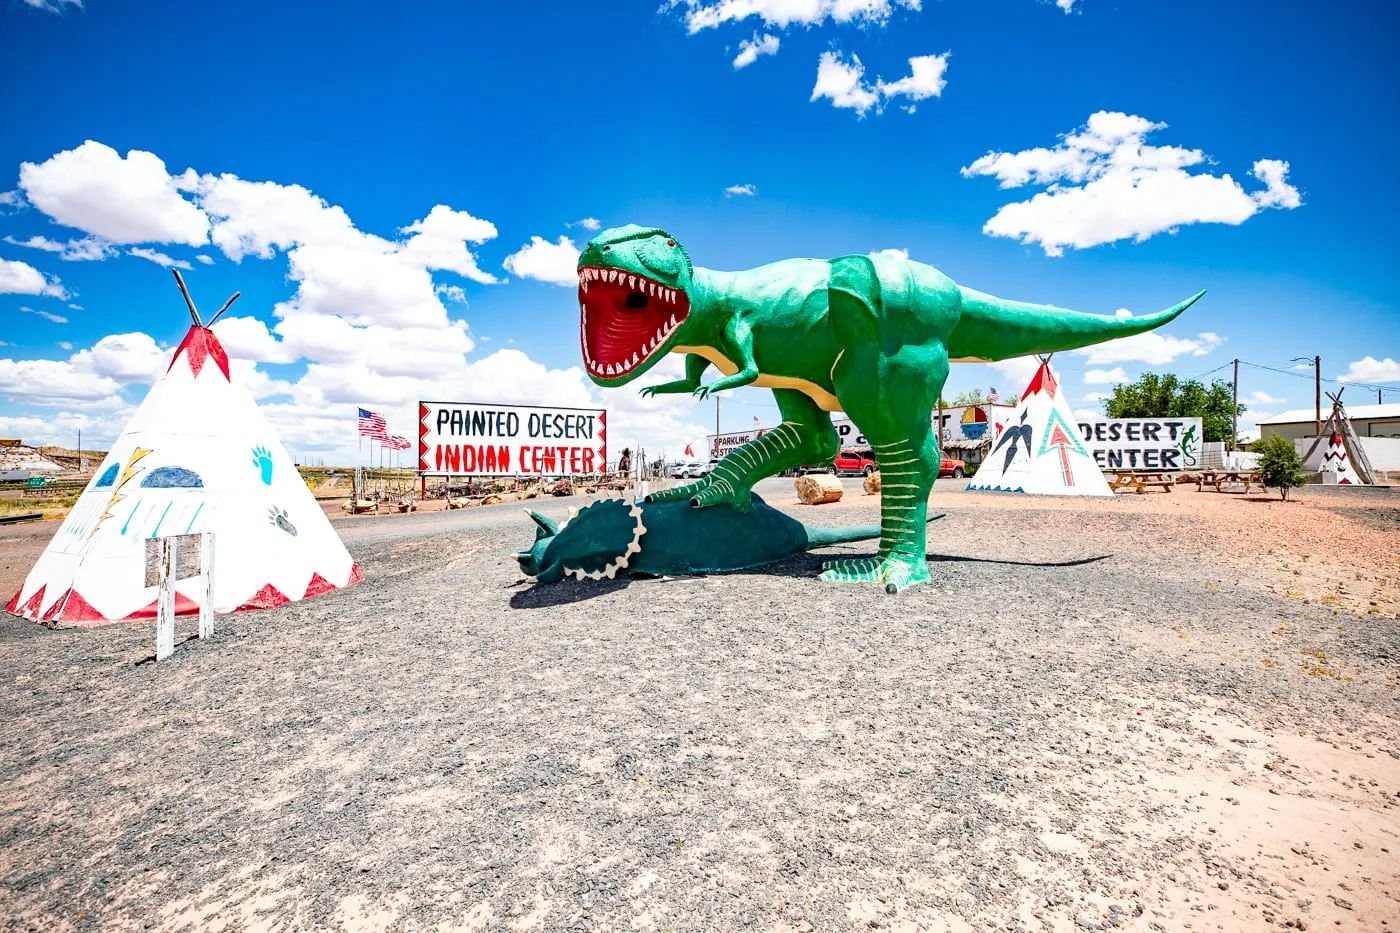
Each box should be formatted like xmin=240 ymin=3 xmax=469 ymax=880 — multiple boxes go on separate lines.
xmin=689 ymin=460 xmax=719 ymax=478
xmin=671 ymin=460 xmax=702 ymax=478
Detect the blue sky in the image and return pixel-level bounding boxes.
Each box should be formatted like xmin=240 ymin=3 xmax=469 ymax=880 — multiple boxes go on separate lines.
xmin=1 ymin=0 xmax=1397 ymax=461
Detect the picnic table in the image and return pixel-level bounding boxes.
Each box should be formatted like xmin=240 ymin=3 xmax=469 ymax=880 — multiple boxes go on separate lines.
xmin=1106 ymin=470 xmax=1176 ymax=494
xmin=1195 ymin=469 xmax=1264 ymax=493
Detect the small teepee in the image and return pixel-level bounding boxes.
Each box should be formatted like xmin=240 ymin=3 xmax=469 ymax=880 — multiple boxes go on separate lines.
xmin=966 ymin=356 xmax=1113 ymax=497
xmin=5 ymin=272 xmax=362 ymax=626
xmin=1300 ymin=391 xmax=1376 ymax=485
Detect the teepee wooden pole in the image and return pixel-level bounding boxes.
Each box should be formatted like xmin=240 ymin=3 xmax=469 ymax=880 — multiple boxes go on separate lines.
xmin=171 ymin=269 xmax=202 ymax=326
xmin=206 ymin=292 xmax=241 ymax=326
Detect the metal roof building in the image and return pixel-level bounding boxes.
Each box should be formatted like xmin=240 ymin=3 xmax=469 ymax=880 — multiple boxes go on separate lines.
xmin=1258 ymin=403 xmax=1400 ymax=442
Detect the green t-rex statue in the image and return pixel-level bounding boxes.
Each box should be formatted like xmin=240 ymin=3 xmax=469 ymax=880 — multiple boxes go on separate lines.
xmin=576 ymin=224 xmax=1204 ymax=592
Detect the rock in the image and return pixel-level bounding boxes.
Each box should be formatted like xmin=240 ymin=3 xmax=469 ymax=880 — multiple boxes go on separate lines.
xmin=481 ymin=494 xmax=504 ymax=505
xmin=863 ymin=471 xmax=881 ymax=495
xmin=795 ymin=473 xmax=843 ymax=504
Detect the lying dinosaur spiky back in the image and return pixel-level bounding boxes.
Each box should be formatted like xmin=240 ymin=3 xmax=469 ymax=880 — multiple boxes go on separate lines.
xmin=575 ymin=224 xmax=1204 ymax=592
xmin=514 ymin=494 xmax=944 ymax=583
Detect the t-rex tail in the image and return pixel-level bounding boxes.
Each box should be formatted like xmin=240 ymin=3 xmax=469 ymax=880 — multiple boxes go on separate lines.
xmin=804 ymin=514 xmax=945 ymax=550
xmin=947 ymin=287 xmax=1206 ymax=363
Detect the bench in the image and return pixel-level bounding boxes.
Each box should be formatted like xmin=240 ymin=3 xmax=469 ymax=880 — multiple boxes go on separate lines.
xmin=1196 ymin=469 xmax=1264 ymax=494
xmin=1106 ymin=471 xmax=1176 ymax=494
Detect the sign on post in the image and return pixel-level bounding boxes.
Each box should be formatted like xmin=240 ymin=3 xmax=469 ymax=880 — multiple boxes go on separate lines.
xmin=1076 ymin=418 xmax=1204 ymax=471
xmin=418 ymin=401 xmax=607 ymax=477
xmin=144 ymin=532 xmax=215 ymax=661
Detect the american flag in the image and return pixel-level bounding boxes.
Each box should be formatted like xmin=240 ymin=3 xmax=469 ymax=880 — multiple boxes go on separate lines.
xmin=988 ymin=386 xmax=1000 ymax=403
xmin=357 ymin=408 xmax=389 ymax=440
xmin=388 ymin=435 xmax=412 ymax=450
xmin=753 ymin=415 xmax=762 ymax=429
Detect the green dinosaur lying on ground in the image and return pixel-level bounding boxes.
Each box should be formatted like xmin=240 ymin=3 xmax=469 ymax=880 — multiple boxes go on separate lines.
xmin=576 ymin=224 xmax=1204 ymax=592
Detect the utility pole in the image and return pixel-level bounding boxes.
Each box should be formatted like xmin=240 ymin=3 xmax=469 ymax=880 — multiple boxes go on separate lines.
xmin=1231 ymin=358 xmax=1239 ymax=453
xmin=77 ymin=428 xmax=81 ymax=473
xmin=714 ymin=395 xmax=720 ymax=454
xmin=1314 ymin=354 xmax=1321 ymax=438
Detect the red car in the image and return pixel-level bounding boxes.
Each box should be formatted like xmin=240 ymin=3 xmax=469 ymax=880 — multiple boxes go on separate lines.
xmin=801 ymin=450 xmax=967 ymax=478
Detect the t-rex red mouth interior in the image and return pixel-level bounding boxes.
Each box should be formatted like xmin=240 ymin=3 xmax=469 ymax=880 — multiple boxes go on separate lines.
xmin=578 ymin=266 xmax=690 ymax=379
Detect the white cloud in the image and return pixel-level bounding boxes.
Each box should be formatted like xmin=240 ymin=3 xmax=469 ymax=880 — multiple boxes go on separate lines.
xmin=1083 ymin=391 xmax=1110 ymax=402
xmin=0 ymin=357 xmax=119 ymax=405
xmin=129 ymin=247 xmax=192 ymax=270
xmin=195 ymin=254 xmax=215 ymax=265
xmin=397 ymin=204 xmax=501 ymax=284
xmin=961 ymin=111 xmax=1302 ymax=255
xmin=0 ymin=190 xmax=24 ymax=211
xmin=1338 ymin=356 xmax=1400 ymax=384
xmin=435 ymin=284 xmax=468 ymax=304
xmin=1083 ymin=366 xmax=1127 ymax=385
xmin=502 ymin=235 xmax=581 ymax=287
xmin=19 ymin=306 xmax=69 ymax=324
xmin=23 ymin=0 xmax=84 ymax=12
xmin=4 ymin=234 xmax=115 ymax=261
xmin=872 ymin=248 xmax=909 ymax=260
xmin=0 ymin=258 xmax=69 ymax=297
xmin=58 ymin=341 xmax=72 ymax=350
xmin=67 ymin=303 xmax=82 ymax=310
xmin=1072 ymin=407 xmax=1103 ymax=423
xmin=987 ymin=355 xmax=1042 ymax=395
xmin=1056 ymin=0 xmax=1076 ymax=11
xmin=19 ymin=140 xmax=209 ymax=246
xmin=568 ymin=217 xmax=602 ymax=232
xmin=1245 ymin=390 xmax=1287 ymax=405
xmin=733 ymin=32 xmax=779 ymax=68
xmin=1075 ymin=326 xmax=1224 ymax=366
xmin=811 ymin=50 xmax=948 ymax=117
xmin=676 ymin=0 xmax=919 ymax=32
xmin=724 ymin=184 xmax=757 ymax=197
xmin=70 ymin=332 xmax=168 ymax=382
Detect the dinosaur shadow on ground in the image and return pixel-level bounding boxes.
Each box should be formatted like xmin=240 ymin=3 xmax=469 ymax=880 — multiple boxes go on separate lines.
xmin=506 ymin=551 xmax=1113 ymax=608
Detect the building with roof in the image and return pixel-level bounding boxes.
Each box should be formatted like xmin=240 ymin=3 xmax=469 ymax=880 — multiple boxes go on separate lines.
xmin=1258 ymin=403 xmax=1400 ymax=442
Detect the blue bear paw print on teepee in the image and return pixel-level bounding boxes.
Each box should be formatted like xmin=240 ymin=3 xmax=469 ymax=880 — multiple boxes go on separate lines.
xmin=251 ymin=445 xmax=274 ymax=485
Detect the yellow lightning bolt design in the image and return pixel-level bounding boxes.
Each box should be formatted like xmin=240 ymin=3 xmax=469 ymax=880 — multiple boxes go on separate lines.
xmin=91 ymin=447 xmax=153 ymax=536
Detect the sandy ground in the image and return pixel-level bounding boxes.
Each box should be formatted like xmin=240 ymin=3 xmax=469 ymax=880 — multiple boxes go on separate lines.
xmin=1 ymin=479 xmax=1397 ymax=932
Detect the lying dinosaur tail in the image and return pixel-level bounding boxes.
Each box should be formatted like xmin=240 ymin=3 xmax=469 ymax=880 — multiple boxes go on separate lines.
xmin=947 ymin=287 xmax=1206 ymax=363
xmin=804 ymin=513 xmax=945 ymax=550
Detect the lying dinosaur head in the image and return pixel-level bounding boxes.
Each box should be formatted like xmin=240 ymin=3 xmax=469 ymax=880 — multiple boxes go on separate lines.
xmin=576 ymin=225 xmax=694 ymax=387
xmin=512 ymin=499 xmax=647 ymax=583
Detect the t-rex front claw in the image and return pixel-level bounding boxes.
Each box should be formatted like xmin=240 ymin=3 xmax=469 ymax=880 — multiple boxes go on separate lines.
xmin=689 ymin=483 xmax=753 ymax=512
xmin=646 ymin=481 xmax=707 ymax=503
xmin=818 ymin=555 xmax=930 ymax=593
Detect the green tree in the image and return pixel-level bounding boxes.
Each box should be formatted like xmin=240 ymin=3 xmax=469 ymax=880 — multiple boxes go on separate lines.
xmin=1255 ymin=434 xmax=1309 ymax=500
xmin=1102 ymin=373 xmax=1243 ymax=442
xmin=950 ymin=389 xmax=1019 ymax=407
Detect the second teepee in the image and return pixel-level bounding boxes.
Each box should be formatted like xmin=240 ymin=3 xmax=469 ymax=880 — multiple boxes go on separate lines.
xmin=966 ymin=357 xmax=1113 ymax=496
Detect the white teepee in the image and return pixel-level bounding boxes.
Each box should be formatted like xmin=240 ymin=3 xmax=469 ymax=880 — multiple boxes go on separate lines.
xmin=1300 ymin=391 xmax=1376 ymax=485
xmin=5 ymin=275 xmax=361 ymax=626
xmin=966 ymin=358 xmax=1113 ymax=496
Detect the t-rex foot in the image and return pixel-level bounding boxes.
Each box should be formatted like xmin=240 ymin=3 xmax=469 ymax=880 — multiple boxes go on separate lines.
xmin=819 ymin=555 xmax=931 ymax=594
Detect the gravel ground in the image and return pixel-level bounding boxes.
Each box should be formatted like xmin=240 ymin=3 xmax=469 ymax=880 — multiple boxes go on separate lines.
xmin=1 ymin=479 xmax=1397 ymax=932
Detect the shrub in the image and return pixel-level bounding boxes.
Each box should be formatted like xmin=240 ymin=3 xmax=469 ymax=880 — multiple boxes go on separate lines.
xmin=1256 ymin=435 xmax=1309 ymax=500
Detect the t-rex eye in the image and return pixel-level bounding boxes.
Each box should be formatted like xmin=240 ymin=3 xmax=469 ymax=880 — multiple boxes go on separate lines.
xmin=667 ymin=240 xmax=675 ymax=247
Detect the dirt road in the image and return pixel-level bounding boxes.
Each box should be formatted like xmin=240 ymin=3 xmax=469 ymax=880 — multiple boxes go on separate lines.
xmin=1 ymin=480 xmax=1397 ymax=931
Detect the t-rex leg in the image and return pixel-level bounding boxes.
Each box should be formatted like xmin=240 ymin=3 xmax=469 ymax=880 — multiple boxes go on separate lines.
xmin=647 ymin=388 xmax=839 ymax=511
xmin=819 ymin=254 xmax=950 ymax=592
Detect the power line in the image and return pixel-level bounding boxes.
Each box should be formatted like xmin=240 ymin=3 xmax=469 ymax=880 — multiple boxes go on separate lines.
xmin=1239 ymin=359 xmax=1400 ymax=396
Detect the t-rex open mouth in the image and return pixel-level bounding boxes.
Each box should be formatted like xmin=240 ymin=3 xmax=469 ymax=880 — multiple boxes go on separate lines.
xmin=578 ymin=266 xmax=690 ymax=381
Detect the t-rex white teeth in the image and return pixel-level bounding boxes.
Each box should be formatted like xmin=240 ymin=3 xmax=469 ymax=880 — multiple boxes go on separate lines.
xmin=628 ymin=275 xmax=636 ymax=289
xmin=668 ymin=314 xmax=678 ymax=328
xmin=631 ymin=352 xmax=639 ymax=365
